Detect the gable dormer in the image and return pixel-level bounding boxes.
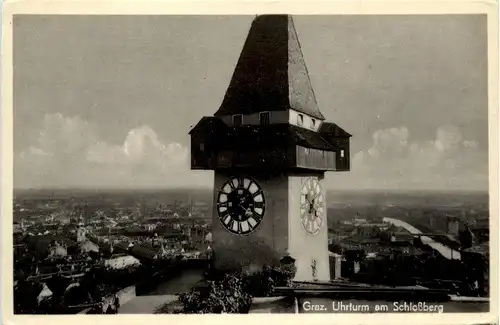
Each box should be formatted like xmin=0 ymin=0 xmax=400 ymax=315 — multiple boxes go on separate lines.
xmin=289 ymin=109 xmax=322 ymax=132
xmin=219 ymin=109 xmax=322 ymax=132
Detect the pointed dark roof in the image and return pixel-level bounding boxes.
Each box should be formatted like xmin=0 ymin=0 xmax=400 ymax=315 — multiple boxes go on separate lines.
xmin=214 ymin=15 xmax=325 ymax=120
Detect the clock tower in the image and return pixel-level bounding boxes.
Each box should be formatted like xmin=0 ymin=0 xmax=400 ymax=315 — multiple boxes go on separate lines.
xmin=189 ymin=15 xmax=351 ymax=281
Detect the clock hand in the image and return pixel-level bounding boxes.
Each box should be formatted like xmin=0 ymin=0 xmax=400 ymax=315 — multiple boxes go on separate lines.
xmin=305 ymin=194 xmax=315 ymax=213
xmin=239 ymin=203 xmax=254 ymax=215
xmin=308 ymin=198 xmax=316 ymax=214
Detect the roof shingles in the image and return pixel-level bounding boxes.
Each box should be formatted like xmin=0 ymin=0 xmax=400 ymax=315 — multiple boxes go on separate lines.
xmin=214 ymin=15 xmax=324 ymax=120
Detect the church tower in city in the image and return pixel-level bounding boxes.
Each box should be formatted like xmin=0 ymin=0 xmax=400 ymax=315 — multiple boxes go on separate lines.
xmin=189 ymin=15 xmax=351 ymax=281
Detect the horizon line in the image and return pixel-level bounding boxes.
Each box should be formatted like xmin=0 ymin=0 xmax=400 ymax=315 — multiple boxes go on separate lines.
xmin=13 ymin=187 xmax=489 ymax=193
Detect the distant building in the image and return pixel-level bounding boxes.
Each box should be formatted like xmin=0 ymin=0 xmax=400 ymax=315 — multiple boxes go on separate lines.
xmin=77 ymin=227 xmax=87 ymax=242
xmin=114 ymin=241 xmax=134 ymax=254
xmin=105 ymin=255 xmax=141 ymax=270
xmin=37 ymin=283 xmax=53 ymax=305
xmin=139 ymin=199 xmax=148 ymax=218
xmin=329 ymin=252 xmax=342 ymax=279
xmin=131 ymin=243 xmax=168 ymax=261
xmin=82 ymin=203 xmax=91 ymax=226
xmin=446 ymin=216 xmax=460 ymax=237
xmin=461 ymin=246 xmax=489 ymax=296
xmin=183 ymin=227 xmax=192 ymax=238
xmin=79 ymin=240 xmax=99 ymax=254
xmin=49 ymin=242 xmax=68 ymax=258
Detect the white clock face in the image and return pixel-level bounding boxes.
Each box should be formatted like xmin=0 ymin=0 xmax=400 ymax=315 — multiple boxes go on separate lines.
xmin=300 ymin=177 xmax=325 ymax=235
xmin=216 ymin=176 xmax=266 ymax=235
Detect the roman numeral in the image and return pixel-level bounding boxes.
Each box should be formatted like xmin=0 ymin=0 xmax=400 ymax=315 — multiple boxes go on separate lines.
xmin=254 ymin=201 xmax=265 ymax=209
xmin=221 ymin=183 xmax=232 ymax=194
xmin=219 ymin=209 xmax=229 ymax=219
xmin=252 ymin=189 xmax=263 ymax=198
xmin=240 ymin=220 xmax=250 ymax=233
xmin=244 ymin=178 xmax=252 ymax=189
xmin=248 ymin=217 xmax=257 ymax=228
xmin=248 ymin=182 xmax=259 ymax=194
xmin=232 ymin=219 xmax=239 ymax=232
xmin=316 ymin=217 xmax=323 ymax=227
xmin=304 ymin=218 xmax=310 ymax=231
xmin=252 ymin=212 xmax=262 ymax=222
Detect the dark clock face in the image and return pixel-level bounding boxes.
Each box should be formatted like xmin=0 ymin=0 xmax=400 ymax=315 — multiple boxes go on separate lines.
xmin=300 ymin=177 xmax=325 ymax=235
xmin=217 ymin=176 xmax=265 ymax=235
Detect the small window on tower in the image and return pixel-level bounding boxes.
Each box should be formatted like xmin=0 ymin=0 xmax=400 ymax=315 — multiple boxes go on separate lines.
xmin=233 ymin=114 xmax=243 ymax=126
xmin=297 ymin=114 xmax=304 ymax=126
xmin=199 ymin=143 xmax=205 ymax=151
xmin=260 ymin=112 xmax=270 ymax=125
xmin=340 ymin=150 xmax=345 ymax=158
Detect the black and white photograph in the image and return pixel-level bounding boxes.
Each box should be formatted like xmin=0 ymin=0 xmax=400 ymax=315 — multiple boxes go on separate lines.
xmin=2 ymin=1 xmax=498 ymax=321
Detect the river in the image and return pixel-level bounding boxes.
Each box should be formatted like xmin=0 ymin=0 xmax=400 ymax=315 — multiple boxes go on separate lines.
xmin=383 ymin=217 xmax=461 ymax=260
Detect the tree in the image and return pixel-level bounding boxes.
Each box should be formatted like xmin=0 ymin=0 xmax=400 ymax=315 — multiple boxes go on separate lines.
xmin=459 ymin=226 xmax=474 ymax=249
xmin=14 ymin=280 xmax=42 ymax=314
xmin=378 ymin=230 xmax=392 ymax=244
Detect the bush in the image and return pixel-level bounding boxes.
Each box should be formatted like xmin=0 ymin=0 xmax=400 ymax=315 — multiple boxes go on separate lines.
xmin=242 ymin=267 xmax=274 ymax=297
xmin=14 ymin=280 xmax=42 ymax=314
xmin=271 ymin=264 xmax=297 ymax=288
xmin=174 ymin=264 xmax=297 ymax=313
xmin=243 ymin=264 xmax=296 ymax=296
xmin=177 ymin=273 xmax=252 ymax=314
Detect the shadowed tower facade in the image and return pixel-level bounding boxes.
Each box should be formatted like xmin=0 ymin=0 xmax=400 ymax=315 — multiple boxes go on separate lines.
xmin=189 ymin=15 xmax=351 ymax=281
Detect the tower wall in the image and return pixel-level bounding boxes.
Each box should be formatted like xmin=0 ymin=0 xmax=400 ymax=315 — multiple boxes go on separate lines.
xmin=211 ymin=171 xmax=330 ymax=282
xmin=287 ymin=175 xmax=330 ymax=281
xmin=211 ymin=171 xmax=290 ymax=271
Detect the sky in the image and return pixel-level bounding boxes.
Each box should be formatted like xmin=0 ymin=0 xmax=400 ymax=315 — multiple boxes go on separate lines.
xmin=13 ymin=15 xmax=489 ymax=191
